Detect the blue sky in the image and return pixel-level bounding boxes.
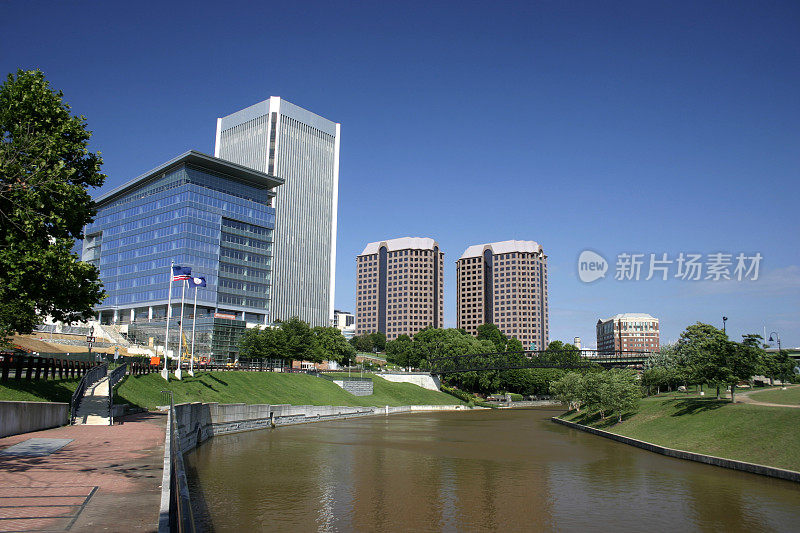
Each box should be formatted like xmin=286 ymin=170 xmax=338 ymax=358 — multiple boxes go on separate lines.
xmin=3 ymin=1 xmax=798 ymax=347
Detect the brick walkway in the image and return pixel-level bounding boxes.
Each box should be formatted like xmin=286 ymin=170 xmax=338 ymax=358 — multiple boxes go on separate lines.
xmin=0 ymin=412 xmax=165 ymax=532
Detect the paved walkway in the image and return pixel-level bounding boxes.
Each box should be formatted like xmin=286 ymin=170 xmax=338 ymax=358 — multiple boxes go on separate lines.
xmin=0 ymin=412 xmax=165 ymax=532
xmin=73 ymin=377 xmax=111 ymax=425
xmin=735 ymin=385 xmax=800 ymax=408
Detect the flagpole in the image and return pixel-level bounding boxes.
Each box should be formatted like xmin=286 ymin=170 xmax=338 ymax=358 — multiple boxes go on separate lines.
xmin=176 ymin=279 xmax=186 ymax=380
xmin=190 ymin=283 xmax=198 ymax=377
xmin=162 ymin=261 xmax=174 ymax=381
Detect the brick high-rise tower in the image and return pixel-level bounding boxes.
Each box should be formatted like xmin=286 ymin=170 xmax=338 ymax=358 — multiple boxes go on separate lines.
xmin=456 ymin=240 xmax=549 ymax=350
xmin=356 ymin=237 xmax=443 ymax=340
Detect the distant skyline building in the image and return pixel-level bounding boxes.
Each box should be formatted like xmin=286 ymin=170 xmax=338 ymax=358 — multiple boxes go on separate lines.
xmin=356 ymin=237 xmax=444 ymax=340
xmin=596 ymin=313 xmax=660 ymax=354
xmin=333 ymin=309 xmax=356 ymax=339
xmin=82 ymin=151 xmax=283 ymax=361
xmin=456 ymin=240 xmax=549 ymax=350
xmin=215 ymin=97 xmax=340 ymax=327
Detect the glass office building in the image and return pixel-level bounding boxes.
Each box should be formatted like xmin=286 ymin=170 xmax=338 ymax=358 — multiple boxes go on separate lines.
xmin=83 ymin=151 xmax=283 ymax=361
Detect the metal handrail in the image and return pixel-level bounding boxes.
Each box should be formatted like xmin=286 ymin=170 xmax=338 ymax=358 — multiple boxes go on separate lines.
xmin=70 ymin=363 xmax=107 ymax=424
xmin=107 ymin=363 xmax=128 ymax=426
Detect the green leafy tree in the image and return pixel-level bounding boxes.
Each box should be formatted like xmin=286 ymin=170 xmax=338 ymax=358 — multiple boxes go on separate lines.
xmin=476 ymin=323 xmax=507 ymax=352
xmin=729 ymin=334 xmax=765 ymax=402
xmin=506 ymin=336 xmax=524 ymax=352
xmin=550 ymin=372 xmax=585 ymax=411
xmin=237 ymin=326 xmax=287 ymax=368
xmin=313 ymin=326 xmax=356 ymax=366
xmin=385 ymin=334 xmax=413 ymax=367
xmin=545 ymin=340 xmax=582 ymax=366
xmin=676 ymin=323 xmax=730 ymax=398
xmin=238 ymin=326 xmax=266 ymax=359
xmin=606 ymin=370 xmax=642 ymax=422
xmin=0 ymin=69 xmax=106 ymax=340
xmin=370 ymin=331 xmax=387 ymax=352
xmin=279 ymin=316 xmax=315 ymax=363
xmin=350 ymin=334 xmax=374 ymax=353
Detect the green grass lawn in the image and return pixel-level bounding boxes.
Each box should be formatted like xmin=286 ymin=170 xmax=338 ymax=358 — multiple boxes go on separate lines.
xmin=115 ymin=371 xmax=464 ymax=410
xmin=747 ymin=385 xmax=800 ymax=405
xmin=0 ymin=378 xmax=82 ymax=403
xmin=563 ymin=392 xmax=800 ymax=471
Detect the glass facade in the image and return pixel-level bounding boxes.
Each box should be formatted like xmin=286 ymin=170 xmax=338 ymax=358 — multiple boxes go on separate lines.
xmin=83 ymin=152 xmax=282 ymax=361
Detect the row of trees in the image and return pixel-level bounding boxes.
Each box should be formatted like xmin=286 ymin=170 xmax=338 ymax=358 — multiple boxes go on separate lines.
xmin=381 ymin=324 xmax=587 ymax=396
xmin=238 ymin=317 xmax=356 ymax=367
xmin=550 ymin=370 xmax=641 ymax=422
xmin=642 ymin=323 xmax=796 ymax=401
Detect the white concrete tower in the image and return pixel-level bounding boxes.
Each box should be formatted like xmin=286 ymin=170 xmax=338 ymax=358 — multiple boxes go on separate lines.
xmin=215 ymin=98 xmax=340 ymax=326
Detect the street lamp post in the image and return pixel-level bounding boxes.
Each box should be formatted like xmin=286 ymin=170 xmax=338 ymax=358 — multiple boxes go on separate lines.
xmin=722 ymin=316 xmax=728 ymax=335
xmin=769 ymin=331 xmax=783 ymax=386
xmin=769 ymin=331 xmax=782 ymax=353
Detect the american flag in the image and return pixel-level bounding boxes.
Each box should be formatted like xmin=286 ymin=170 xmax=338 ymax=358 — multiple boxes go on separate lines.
xmin=172 ymin=265 xmax=192 ymax=281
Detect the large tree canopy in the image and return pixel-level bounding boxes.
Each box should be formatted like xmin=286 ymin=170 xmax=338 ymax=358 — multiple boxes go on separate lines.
xmin=0 ymin=69 xmax=106 ymax=339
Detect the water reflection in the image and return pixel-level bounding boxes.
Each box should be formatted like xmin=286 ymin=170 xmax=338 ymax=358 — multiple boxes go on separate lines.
xmin=186 ymin=409 xmax=799 ymax=532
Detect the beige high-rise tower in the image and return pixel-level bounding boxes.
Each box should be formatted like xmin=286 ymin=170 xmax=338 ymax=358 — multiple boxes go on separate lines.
xmin=456 ymin=240 xmax=549 ymax=350
xmin=356 ymin=237 xmax=444 ymax=340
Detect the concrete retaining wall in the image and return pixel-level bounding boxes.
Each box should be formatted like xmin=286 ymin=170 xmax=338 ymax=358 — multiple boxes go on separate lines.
xmin=0 ymin=401 xmax=68 ymax=438
xmin=172 ymin=402 xmax=471 ymax=454
xmin=552 ymin=417 xmax=800 ymax=483
xmin=378 ymin=372 xmax=441 ymax=391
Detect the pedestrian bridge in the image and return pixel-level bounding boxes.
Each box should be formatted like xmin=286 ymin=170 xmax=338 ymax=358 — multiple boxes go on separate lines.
xmin=428 ymin=349 xmax=652 ymax=375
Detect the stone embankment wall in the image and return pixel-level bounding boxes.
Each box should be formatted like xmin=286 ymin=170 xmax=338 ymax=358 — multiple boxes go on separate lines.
xmin=378 ymin=372 xmax=441 ymax=391
xmin=0 ymin=401 xmax=68 ymax=438
xmin=332 ymin=380 xmax=374 ymax=396
xmin=172 ymin=402 xmax=471 ymax=454
xmin=552 ymin=417 xmax=800 ymax=483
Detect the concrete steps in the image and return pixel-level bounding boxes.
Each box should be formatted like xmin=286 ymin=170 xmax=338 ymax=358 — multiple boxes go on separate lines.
xmin=74 ymin=377 xmax=111 ymax=425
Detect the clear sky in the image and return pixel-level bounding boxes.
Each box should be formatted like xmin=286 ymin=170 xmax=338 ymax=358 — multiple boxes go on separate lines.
xmin=3 ymin=1 xmax=798 ymax=347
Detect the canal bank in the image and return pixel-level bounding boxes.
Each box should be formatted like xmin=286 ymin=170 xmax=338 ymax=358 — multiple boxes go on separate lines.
xmin=552 ymin=417 xmax=800 ymax=482
xmin=160 ymin=401 xmax=477 ymax=530
xmin=185 ymin=408 xmax=800 ymax=531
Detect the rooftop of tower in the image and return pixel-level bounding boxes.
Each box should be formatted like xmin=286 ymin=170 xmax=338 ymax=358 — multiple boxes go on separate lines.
xmin=359 ymin=237 xmax=440 ymax=256
xmin=458 ymin=240 xmax=544 ymax=260
xmin=599 ymin=313 xmax=658 ymax=322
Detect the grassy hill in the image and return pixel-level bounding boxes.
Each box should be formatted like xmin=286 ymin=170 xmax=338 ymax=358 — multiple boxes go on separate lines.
xmin=1 ymin=372 xmax=463 ymax=409
xmin=563 ymin=392 xmax=800 ymax=471
xmin=115 ymin=371 xmax=463 ymax=409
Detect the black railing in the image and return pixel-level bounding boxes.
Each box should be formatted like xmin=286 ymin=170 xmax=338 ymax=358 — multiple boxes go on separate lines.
xmin=70 ymin=363 xmax=107 ymax=424
xmin=107 ymin=363 xmax=128 ymax=426
xmin=312 ymin=371 xmax=372 ymax=382
xmin=428 ymin=349 xmax=653 ymax=374
xmin=159 ymin=391 xmax=195 ymax=533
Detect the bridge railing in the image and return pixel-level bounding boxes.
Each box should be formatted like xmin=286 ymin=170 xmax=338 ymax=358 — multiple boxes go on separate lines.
xmin=428 ymin=349 xmax=653 ymax=374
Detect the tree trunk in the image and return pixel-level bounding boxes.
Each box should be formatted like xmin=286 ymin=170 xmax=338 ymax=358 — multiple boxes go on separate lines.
xmin=770 ymin=376 xmax=774 ymax=386
xmin=716 ymin=384 xmax=720 ymax=399
xmin=730 ymin=383 xmax=736 ymax=402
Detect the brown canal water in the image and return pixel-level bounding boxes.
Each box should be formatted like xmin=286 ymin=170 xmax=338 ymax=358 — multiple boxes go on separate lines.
xmin=185 ymin=408 xmax=800 ymax=532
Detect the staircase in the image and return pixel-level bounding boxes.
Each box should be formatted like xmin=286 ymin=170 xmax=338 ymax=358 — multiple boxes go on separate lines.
xmin=73 ymin=376 xmax=112 ymax=425
xmin=96 ymin=323 xmax=131 ymax=348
